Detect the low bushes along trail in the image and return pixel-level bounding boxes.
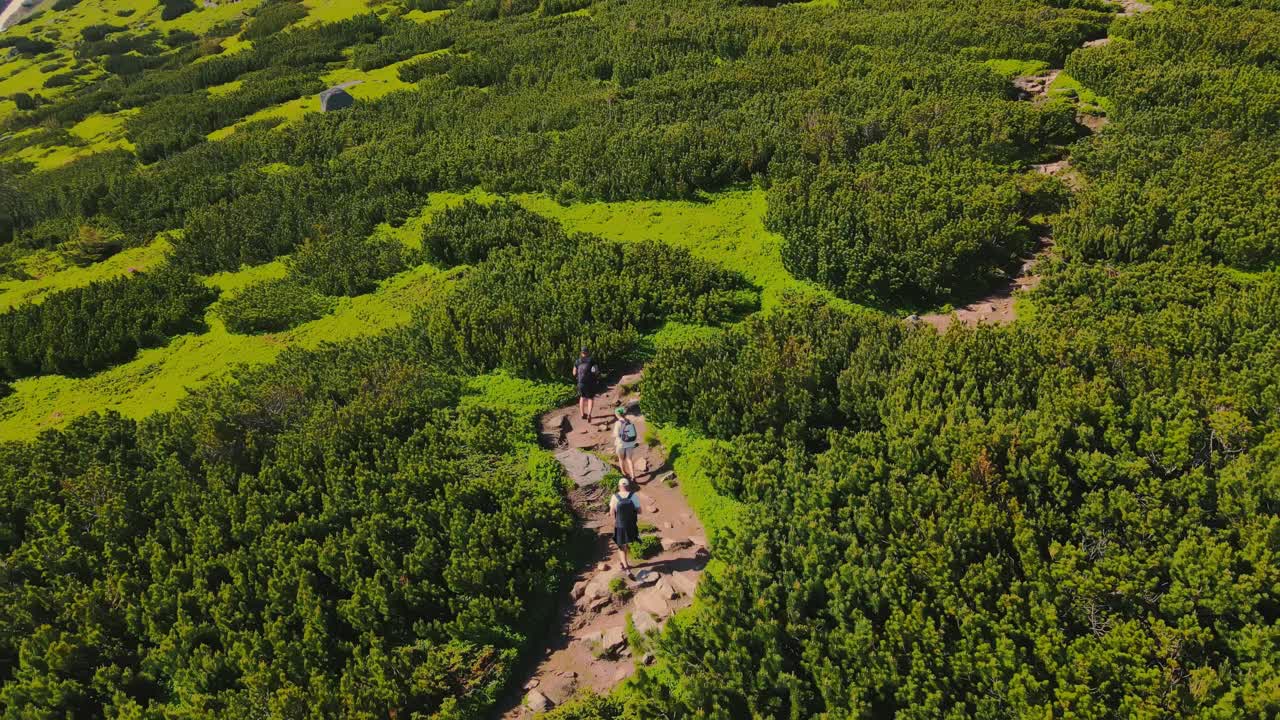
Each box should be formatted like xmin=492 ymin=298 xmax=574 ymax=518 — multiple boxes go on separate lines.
xmin=922 ymin=0 xmax=1149 ymax=331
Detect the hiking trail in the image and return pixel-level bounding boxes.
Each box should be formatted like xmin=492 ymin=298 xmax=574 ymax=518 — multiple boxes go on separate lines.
xmin=921 ymin=0 xmax=1150 ymax=331
xmin=500 ymin=371 xmax=709 ymax=717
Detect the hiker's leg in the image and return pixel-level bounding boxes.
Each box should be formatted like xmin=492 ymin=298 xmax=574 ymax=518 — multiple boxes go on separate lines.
xmin=586 ymin=396 xmax=594 ymax=419
xmin=623 ymin=448 xmax=636 ymax=480
xmin=618 ymin=546 xmax=630 ymax=571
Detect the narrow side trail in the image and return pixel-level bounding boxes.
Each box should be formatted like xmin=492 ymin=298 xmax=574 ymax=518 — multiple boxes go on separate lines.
xmin=500 ymin=371 xmax=709 ymax=718
xmin=922 ymin=0 xmax=1150 ymax=331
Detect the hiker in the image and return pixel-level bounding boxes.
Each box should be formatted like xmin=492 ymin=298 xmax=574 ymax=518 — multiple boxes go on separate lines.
xmin=614 ymin=406 xmax=639 ymax=481
xmin=573 ymin=348 xmax=599 ymax=421
xmin=609 ymin=477 xmax=642 ymax=577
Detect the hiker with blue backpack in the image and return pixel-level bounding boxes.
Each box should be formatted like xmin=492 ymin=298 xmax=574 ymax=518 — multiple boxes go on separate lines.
xmin=614 ymin=406 xmax=640 ymax=482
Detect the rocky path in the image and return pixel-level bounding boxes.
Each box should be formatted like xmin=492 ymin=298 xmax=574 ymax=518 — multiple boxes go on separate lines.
xmin=500 ymin=371 xmax=708 ymax=717
xmin=921 ymin=0 xmax=1149 ymax=331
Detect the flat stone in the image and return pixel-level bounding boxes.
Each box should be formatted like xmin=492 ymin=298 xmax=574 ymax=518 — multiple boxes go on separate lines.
xmin=526 ymin=689 xmax=554 ymax=713
xmin=633 ymin=569 xmax=659 ymax=587
xmin=663 ymin=522 xmax=674 ymax=530
xmin=524 ymin=678 xmax=540 ymax=690
xmin=688 ymin=535 xmax=707 ymax=548
xmin=555 ymin=448 xmax=610 ymax=488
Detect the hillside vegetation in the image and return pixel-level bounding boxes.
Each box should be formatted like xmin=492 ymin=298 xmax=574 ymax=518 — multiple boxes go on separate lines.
xmin=0 ymin=0 xmax=1276 ymax=718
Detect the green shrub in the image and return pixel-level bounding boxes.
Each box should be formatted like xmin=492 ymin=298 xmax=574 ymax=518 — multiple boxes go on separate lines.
xmin=288 ymin=230 xmax=407 ymax=297
xmin=628 ymin=535 xmax=661 ymax=560
xmin=243 ymin=0 xmax=309 ymax=40
xmin=413 ymin=228 xmax=756 ymax=380
xmin=420 ymin=199 xmax=560 ymax=267
xmin=217 ymin=278 xmax=336 ymax=334
xmin=0 ymin=268 xmax=217 ymax=379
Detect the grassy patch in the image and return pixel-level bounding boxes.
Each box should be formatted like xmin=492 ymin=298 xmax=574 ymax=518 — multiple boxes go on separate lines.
xmin=651 ymin=424 xmax=742 ymax=545
xmin=982 ymin=58 xmax=1051 ymax=78
xmin=0 ymin=239 xmax=172 ymax=311
xmin=514 ymin=188 xmax=847 ymax=311
xmin=1049 ymin=70 xmax=1112 ymax=115
xmin=0 ymin=260 xmax=441 ymax=441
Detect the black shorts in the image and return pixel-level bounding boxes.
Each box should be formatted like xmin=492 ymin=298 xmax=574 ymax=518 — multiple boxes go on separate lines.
xmin=577 ymin=384 xmax=594 ymax=399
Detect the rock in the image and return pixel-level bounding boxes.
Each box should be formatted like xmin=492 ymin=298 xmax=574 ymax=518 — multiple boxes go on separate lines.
xmin=688 ymin=535 xmax=707 ymax=548
xmin=524 ymin=678 xmax=540 ymax=691
xmin=525 ymin=689 xmax=554 ymax=713
xmin=571 ymin=581 xmax=588 ymax=600
xmin=663 ymin=522 xmax=674 ymax=530
xmin=633 ymin=586 xmax=673 ymax=618
xmin=661 ymin=537 xmax=693 ymax=552
xmin=669 ymin=570 xmax=699 ymax=598
xmin=555 ymin=448 xmax=610 ymax=488
xmin=601 ymin=626 xmax=627 ymax=653
xmin=632 ymin=609 xmax=661 ymax=635
xmin=643 ymin=652 xmax=656 ymax=665
xmin=655 ymin=471 xmax=675 ymax=485
xmin=561 ymin=670 xmax=577 ymax=680
xmin=655 ymin=579 xmax=678 ymax=600
xmin=633 ymin=569 xmax=659 ymax=587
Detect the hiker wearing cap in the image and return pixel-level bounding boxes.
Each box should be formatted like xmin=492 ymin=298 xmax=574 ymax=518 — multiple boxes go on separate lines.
xmin=609 ymin=477 xmax=642 ymax=577
xmin=614 ymin=406 xmax=639 ymax=481
xmin=572 ymin=348 xmax=599 ymax=421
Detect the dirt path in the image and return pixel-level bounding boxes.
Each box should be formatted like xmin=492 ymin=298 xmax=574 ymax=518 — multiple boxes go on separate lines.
xmin=921 ymin=0 xmax=1149 ymax=331
xmin=500 ymin=371 xmax=709 ymax=717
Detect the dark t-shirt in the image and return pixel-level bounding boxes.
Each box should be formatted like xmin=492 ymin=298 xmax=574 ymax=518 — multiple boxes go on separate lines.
xmin=574 ymin=356 xmax=595 ymax=388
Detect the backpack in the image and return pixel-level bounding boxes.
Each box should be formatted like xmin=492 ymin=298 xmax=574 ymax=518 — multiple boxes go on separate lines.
xmin=575 ymin=357 xmax=594 ymax=388
xmin=619 ymin=419 xmax=637 ymax=443
xmin=614 ymin=492 xmax=638 ymax=529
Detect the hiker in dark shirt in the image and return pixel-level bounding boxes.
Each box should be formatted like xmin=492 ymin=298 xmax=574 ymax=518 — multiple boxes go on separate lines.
xmin=572 ymin=348 xmax=598 ymax=421
xmin=609 ymin=477 xmax=642 ymax=578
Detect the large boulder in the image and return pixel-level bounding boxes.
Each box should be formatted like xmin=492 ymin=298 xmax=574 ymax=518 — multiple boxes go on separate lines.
xmin=633 ymin=585 xmax=674 ymax=618
xmin=525 ymin=689 xmax=554 ymax=713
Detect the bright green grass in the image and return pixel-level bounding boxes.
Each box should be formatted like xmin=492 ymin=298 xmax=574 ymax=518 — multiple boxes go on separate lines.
xmin=203 ymin=258 xmax=287 ymax=297
xmin=206 ymin=79 xmax=244 ymax=97
xmin=0 ymin=260 xmax=442 ymax=441
xmin=374 ymin=186 xmax=498 ymax=250
xmin=651 ymin=424 xmax=742 ymax=544
xmin=1049 ymin=70 xmax=1112 ymax=115
xmin=983 ymin=58 xmax=1051 ymax=79
xmin=299 ymin=0 xmax=372 ymax=26
xmin=11 ymin=108 xmax=136 ymax=170
xmin=461 ymin=371 xmax=572 ymax=421
xmin=207 ymin=52 xmax=430 ymax=140
xmin=403 ymin=8 xmax=451 ymax=23
xmin=0 ymin=187 xmax=832 ymax=441
xmin=514 ymin=188 xmax=847 ymax=311
xmin=0 ymin=239 xmax=172 ymax=311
